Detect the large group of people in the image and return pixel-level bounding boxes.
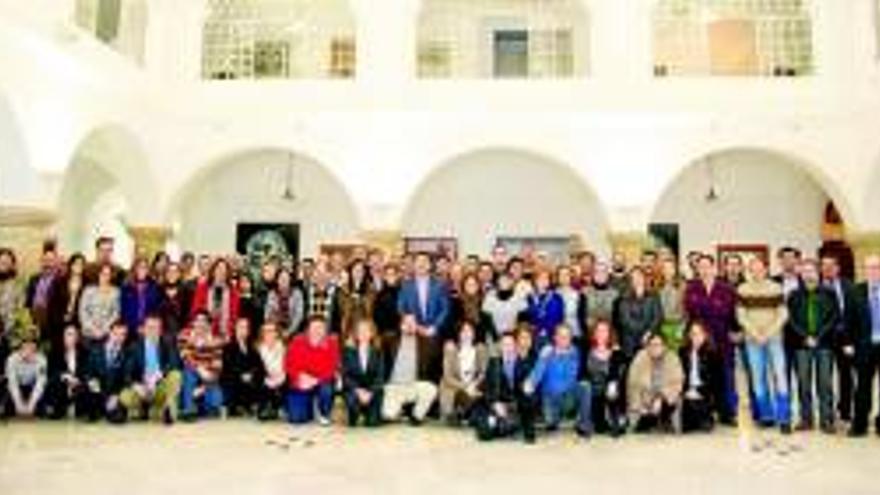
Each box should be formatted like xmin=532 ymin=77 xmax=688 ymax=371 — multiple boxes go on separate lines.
xmin=1 ymin=235 xmax=880 ymax=444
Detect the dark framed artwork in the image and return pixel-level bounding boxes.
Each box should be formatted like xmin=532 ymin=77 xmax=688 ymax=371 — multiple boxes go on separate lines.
xmin=649 ymin=223 xmax=680 ymax=259
xmin=495 ymin=236 xmax=572 ymax=265
xmin=236 ymin=223 xmax=300 ymax=278
xmin=404 ymin=237 xmax=458 ymax=260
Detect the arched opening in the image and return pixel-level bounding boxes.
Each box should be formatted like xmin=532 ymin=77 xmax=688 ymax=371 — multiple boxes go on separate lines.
xmin=167 ymin=149 xmax=360 ymax=258
xmin=57 ymin=125 xmax=154 ymax=265
xmin=649 ymin=148 xmax=854 ymax=273
xmin=401 ymin=147 xmax=609 ymax=259
xmin=417 ymin=0 xmax=589 ymax=78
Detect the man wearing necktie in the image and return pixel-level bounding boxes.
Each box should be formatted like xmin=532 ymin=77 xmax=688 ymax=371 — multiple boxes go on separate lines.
xmin=850 ymin=255 xmax=880 ymax=436
xmin=820 ymin=255 xmax=857 ymax=423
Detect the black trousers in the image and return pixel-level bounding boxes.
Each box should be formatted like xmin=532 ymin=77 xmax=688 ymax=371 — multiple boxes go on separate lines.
xmin=835 ymin=346 xmax=857 ymax=421
xmin=223 ymin=378 xmax=259 ymax=415
xmin=344 ymin=389 xmax=383 ymax=426
xmin=44 ymin=380 xmax=102 ymax=420
xmin=256 ymin=383 xmax=284 ymax=419
xmin=590 ymin=389 xmax=626 ymax=434
xmin=854 ymin=344 xmax=880 ymax=432
xmin=474 ymin=395 xmax=537 ymax=441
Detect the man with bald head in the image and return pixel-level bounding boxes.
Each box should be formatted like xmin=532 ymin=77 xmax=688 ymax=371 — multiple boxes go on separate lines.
xmin=850 ymin=255 xmax=880 ymax=436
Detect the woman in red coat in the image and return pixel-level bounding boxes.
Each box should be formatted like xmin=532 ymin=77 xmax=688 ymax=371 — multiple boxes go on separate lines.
xmin=285 ymin=315 xmax=340 ymax=425
xmin=190 ymin=258 xmax=240 ymax=340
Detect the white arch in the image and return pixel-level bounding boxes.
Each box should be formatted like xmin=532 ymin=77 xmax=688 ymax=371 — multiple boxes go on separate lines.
xmin=401 ymin=146 xmax=611 ymax=256
xmin=166 ymin=147 xmax=362 ymax=257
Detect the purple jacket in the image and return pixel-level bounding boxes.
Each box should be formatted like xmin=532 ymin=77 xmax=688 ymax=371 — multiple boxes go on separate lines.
xmin=684 ymin=278 xmax=737 ymax=349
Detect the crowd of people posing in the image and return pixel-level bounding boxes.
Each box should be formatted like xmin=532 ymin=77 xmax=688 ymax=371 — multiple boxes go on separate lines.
xmin=1 ymin=236 xmax=880 ymax=443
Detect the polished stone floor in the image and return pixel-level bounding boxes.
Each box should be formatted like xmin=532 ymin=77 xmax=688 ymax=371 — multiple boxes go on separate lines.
xmin=0 ymin=419 xmax=876 ymax=495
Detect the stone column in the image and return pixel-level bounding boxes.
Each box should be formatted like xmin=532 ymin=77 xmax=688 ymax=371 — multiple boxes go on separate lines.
xmin=127 ymin=225 xmax=171 ymax=261
xmin=847 ymin=231 xmax=880 ymax=281
xmin=0 ymin=206 xmax=56 ymax=275
xmin=607 ymin=231 xmax=652 ymax=267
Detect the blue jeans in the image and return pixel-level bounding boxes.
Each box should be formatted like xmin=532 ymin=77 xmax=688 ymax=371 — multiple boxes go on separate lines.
xmin=542 ymin=382 xmax=592 ymax=433
xmin=745 ymin=337 xmax=791 ymax=425
xmin=285 ymin=382 xmax=335 ymax=424
xmin=181 ymin=367 xmax=224 ymax=416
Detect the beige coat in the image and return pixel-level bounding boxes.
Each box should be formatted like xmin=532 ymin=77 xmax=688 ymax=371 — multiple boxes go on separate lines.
xmin=626 ymin=349 xmax=683 ymax=413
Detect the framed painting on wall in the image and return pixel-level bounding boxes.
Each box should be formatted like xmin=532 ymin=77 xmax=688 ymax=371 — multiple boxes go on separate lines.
xmin=716 ymin=244 xmax=769 ymax=268
xmin=404 ymin=237 xmax=458 ymax=260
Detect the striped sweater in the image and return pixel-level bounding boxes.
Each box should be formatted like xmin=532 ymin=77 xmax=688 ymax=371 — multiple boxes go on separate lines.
xmin=178 ymin=328 xmax=224 ymax=382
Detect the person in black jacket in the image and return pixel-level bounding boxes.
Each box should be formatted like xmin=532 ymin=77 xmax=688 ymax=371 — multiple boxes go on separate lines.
xmin=820 ymin=255 xmax=858 ymax=422
xmin=221 ymin=317 xmax=262 ymax=417
xmin=678 ymin=321 xmax=724 ymax=433
xmin=342 ymin=319 xmax=385 ymax=427
xmin=616 ymin=267 xmax=664 ymax=360
xmin=584 ymin=320 xmax=628 ymax=437
xmin=849 ymin=255 xmax=880 ymax=437
xmin=787 ymin=260 xmax=839 ymax=433
xmin=373 ymin=264 xmax=402 ymax=339
xmin=446 ymin=273 xmax=495 ymax=345
xmin=119 ymin=315 xmax=182 ymax=424
xmin=44 ymin=324 xmax=94 ymax=419
xmin=474 ymin=329 xmax=537 ymax=443
xmin=83 ymin=321 xmax=129 ymax=423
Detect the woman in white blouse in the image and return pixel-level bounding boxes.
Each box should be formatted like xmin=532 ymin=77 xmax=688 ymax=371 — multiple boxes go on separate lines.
xmin=78 ymin=264 xmax=121 ymax=346
xmin=256 ymin=321 xmax=287 ymax=420
xmin=439 ymin=321 xmax=488 ymax=424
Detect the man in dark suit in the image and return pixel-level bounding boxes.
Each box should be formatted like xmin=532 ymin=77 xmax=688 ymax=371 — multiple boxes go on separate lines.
xmin=477 ymin=331 xmax=537 ymax=443
xmin=84 ymin=321 xmax=129 ymax=422
xmin=342 ymin=320 xmax=385 ymax=427
xmin=84 ymin=236 xmax=126 ymax=286
xmin=25 ymin=243 xmax=59 ymax=340
xmin=821 ymin=255 xmax=858 ymax=422
xmin=787 ymin=259 xmax=839 ymax=433
xmin=397 ymin=252 xmax=450 ymax=340
xmin=849 ymin=255 xmax=880 ymax=437
xmin=119 ymin=315 xmax=182 ymax=424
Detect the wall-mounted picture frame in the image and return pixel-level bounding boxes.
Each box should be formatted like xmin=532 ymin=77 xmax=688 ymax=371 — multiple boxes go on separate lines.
xmin=404 ymin=237 xmax=458 ymax=260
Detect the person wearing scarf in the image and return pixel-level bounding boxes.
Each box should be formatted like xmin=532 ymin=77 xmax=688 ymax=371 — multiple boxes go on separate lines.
xmin=265 ymin=268 xmax=304 ymax=340
xmin=483 ymin=273 xmax=528 ymax=338
xmin=191 ymin=258 xmax=240 ymax=340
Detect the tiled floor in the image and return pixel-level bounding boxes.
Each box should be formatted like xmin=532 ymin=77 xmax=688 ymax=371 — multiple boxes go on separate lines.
xmin=0 ymin=420 xmax=876 ymax=495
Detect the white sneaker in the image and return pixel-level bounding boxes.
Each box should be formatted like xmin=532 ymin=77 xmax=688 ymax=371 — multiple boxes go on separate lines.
xmin=317 ymin=415 xmax=331 ymax=427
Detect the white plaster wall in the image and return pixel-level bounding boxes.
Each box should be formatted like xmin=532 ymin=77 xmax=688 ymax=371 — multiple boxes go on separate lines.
xmin=652 ymin=150 xmax=830 ymax=259
xmin=401 ymin=149 xmax=609 ymax=256
xmin=171 ymin=150 xmax=360 ymax=257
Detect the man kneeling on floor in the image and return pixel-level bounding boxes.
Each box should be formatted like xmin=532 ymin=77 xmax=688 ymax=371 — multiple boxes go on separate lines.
xmin=474 ymin=330 xmax=537 ymax=443
xmin=523 ymin=324 xmax=592 ymax=439
xmin=627 ymin=333 xmax=684 ymax=433
xmin=120 ymin=314 xmax=182 ymax=424
xmin=382 ymin=314 xmax=437 ymax=426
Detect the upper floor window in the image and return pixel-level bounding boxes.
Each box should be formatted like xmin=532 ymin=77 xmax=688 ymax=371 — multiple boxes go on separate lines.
xmin=74 ymin=0 xmax=148 ymax=64
xmin=417 ymin=0 xmax=588 ymax=79
xmin=652 ymin=0 xmax=813 ymax=77
xmin=202 ymin=0 xmax=356 ymax=80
